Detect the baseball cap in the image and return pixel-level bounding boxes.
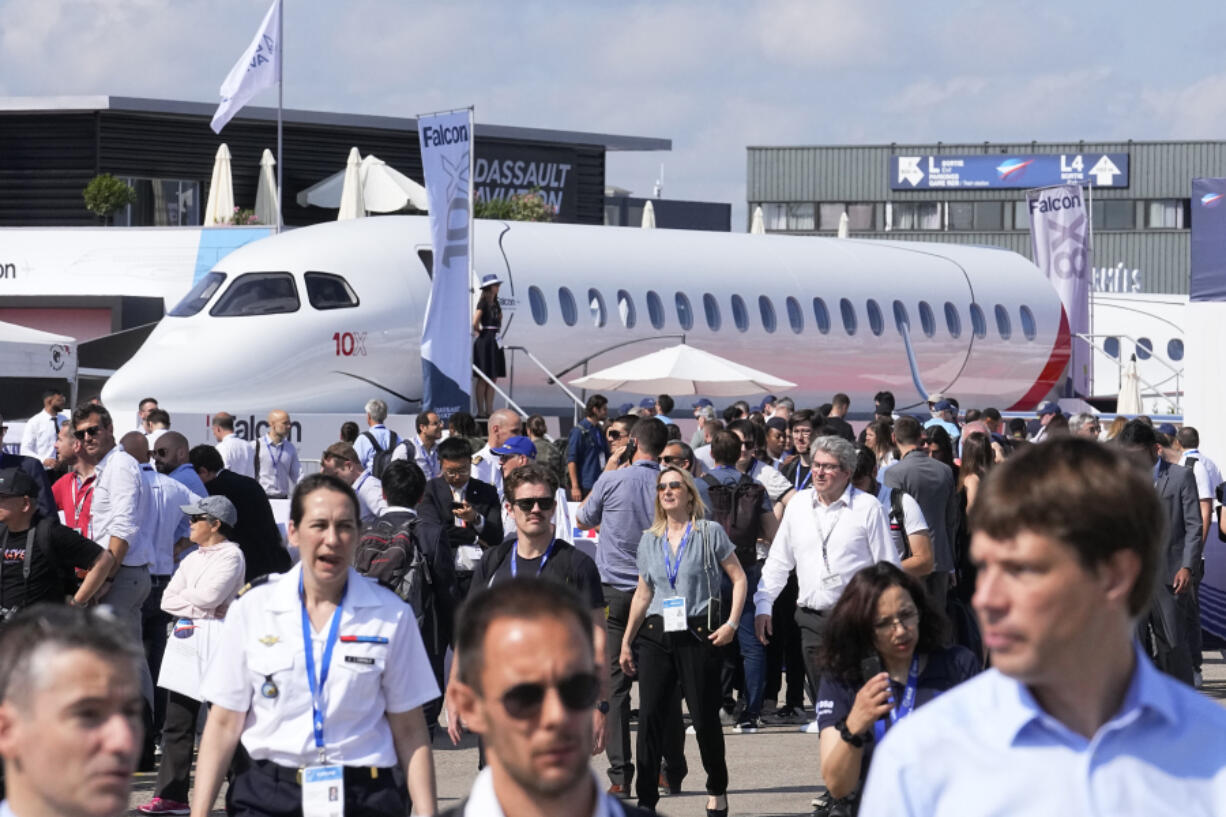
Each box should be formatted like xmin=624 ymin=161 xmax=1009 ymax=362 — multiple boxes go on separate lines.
xmin=617 ymin=402 xmax=635 ymax=415
xmin=1157 ymin=423 xmax=1178 ymax=436
xmin=933 ymin=400 xmax=955 ymax=412
xmin=0 ymin=468 xmax=38 ymax=498
xmin=492 ymin=435 xmax=536 ymax=459
xmin=691 ymin=398 xmax=713 ymax=409
xmin=639 ymin=397 xmax=656 ymax=410
xmin=180 ymin=495 xmax=238 ymax=528
xmin=1036 ymin=401 xmax=1061 ymax=416
xmin=758 ymin=395 xmax=777 ymax=412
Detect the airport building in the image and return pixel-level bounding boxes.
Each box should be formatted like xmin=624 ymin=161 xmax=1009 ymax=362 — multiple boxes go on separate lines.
xmin=746 ymin=140 xmax=1226 ymax=296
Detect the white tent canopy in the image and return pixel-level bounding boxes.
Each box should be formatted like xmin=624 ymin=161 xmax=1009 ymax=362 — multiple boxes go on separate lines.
xmin=0 ymin=320 xmax=76 ymax=381
xmin=569 ymin=343 xmax=795 ymax=396
xmin=297 ymin=152 xmax=428 ymax=213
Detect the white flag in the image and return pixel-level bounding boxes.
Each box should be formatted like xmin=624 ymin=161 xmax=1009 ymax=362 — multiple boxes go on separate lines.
xmin=210 ymin=0 xmax=282 ymax=134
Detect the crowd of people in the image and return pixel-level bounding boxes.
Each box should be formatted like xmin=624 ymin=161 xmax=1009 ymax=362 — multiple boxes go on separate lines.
xmin=0 ymin=386 xmax=1223 ymax=817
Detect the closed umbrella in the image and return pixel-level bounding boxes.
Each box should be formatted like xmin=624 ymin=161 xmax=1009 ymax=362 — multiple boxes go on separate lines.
xmin=296 ymin=153 xmax=427 ymax=212
xmin=254 ymin=149 xmax=280 ymax=227
xmin=203 ymin=144 xmax=235 ymax=225
xmin=1117 ymin=354 xmax=1143 ymax=415
xmin=337 ymin=147 xmax=366 ymax=221
xmin=569 ymin=343 xmax=795 ymax=396
xmin=750 ymin=205 xmax=765 ymax=234
xmin=641 ymin=200 xmax=656 ymax=229
xmin=837 ymin=212 xmax=850 ymax=238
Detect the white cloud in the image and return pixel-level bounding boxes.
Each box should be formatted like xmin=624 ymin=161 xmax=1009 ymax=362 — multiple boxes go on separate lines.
xmin=1139 ymin=73 xmax=1226 ymax=138
xmin=884 ymin=77 xmax=988 ymax=114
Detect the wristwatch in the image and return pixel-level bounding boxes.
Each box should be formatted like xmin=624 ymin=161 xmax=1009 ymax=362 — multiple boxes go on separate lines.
xmin=836 ymin=718 xmax=866 ymax=747
xmin=595 ymin=700 xmax=610 ymax=715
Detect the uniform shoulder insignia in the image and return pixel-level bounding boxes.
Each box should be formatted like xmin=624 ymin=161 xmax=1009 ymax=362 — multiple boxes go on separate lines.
xmin=472 ymin=455 xmax=483 ymax=465
xmin=237 ymin=574 xmax=273 ymax=597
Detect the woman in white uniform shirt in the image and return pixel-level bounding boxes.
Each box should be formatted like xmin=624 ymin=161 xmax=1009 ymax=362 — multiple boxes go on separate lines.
xmin=190 ymin=473 xmax=439 ymax=817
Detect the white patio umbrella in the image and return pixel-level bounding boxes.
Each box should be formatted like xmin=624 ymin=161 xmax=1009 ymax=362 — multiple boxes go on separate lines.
xmin=337 ymin=147 xmax=366 ymax=221
xmin=254 ymin=149 xmax=281 ymax=227
xmin=296 ymin=153 xmax=427 ymax=212
xmin=837 ymin=211 xmax=850 ymax=238
xmin=749 ymin=205 xmax=765 ymax=234
xmin=641 ymin=199 xmax=656 ymax=229
xmin=1117 ymin=354 xmax=1143 ymax=415
xmin=203 ymin=144 xmax=235 ymax=225
xmin=568 ymin=343 xmax=796 ymax=396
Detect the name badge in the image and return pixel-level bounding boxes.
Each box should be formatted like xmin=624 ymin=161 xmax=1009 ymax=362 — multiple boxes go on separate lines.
xmin=822 ymin=573 xmax=842 ymax=590
xmin=662 ymin=596 xmax=687 ymax=632
xmin=301 ymin=764 xmax=344 ymax=817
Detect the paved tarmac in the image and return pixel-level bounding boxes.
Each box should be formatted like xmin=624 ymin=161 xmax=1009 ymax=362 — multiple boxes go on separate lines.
xmin=132 ymin=652 xmax=1226 ymax=816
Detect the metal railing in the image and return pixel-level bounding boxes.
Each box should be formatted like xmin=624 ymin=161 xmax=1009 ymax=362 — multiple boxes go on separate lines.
xmin=504 ymin=345 xmax=585 ymax=424
xmin=1078 ymin=333 xmax=1181 ymax=413
xmin=472 ymin=365 xmax=531 ymax=419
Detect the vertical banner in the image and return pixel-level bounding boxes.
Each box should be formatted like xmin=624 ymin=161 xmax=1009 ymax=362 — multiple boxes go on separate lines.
xmin=1027 ymin=184 xmax=1091 ymax=398
xmin=1190 ymin=178 xmax=1226 ymax=302
xmin=418 ymin=108 xmax=475 ymax=420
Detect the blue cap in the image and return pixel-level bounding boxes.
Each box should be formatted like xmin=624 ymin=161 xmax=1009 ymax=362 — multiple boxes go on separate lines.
xmin=1037 ymin=401 xmax=1060 ymax=416
xmin=1157 ymin=423 xmax=1178 ymax=436
xmin=479 ymin=273 xmax=503 ymax=288
xmin=758 ymin=395 xmax=777 ymax=412
xmin=618 ymin=402 xmax=635 ymax=415
xmin=491 ymin=435 xmax=536 ymax=459
xmin=692 ymin=398 xmax=713 ymax=408
xmin=934 ymin=399 xmax=955 ymax=412
xmin=639 ymin=397 xmax=656 ymax=409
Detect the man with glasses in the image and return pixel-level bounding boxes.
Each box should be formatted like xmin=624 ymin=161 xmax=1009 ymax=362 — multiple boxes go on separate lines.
xmin=779 ymin=410 xmax=820 ymax=495
xmin=491 ymin=437 xmax=570 ymax=539
xmin=602 ymin=415 xmax=640 ymax=472
xmin=419 ymin=437 xmax=504 ymax=598
xmin=393 ymin=410 xmax=444 ymax=480
xmin=1069 ymin=412 xmax=1102 ymax=439
xmin=150 ymin=432 xmax=207 ymax=498
xmin=443 ymin=578 xmax=654 ymax=817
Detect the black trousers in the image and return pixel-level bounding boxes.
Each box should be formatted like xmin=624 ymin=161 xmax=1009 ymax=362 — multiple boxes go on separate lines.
xmin=228 ymin=760 xmax=406 ymax=817
xmin=604 ymin=585 xmax=685 ymax=788
xmin=634 ymin=615 xmax=728 ymax=810
xmin=795 ymin=607 xmax=829 ymax=704
xmin=765 ymin=571 xmax=806 ymax=709
xmin=154 ymin=691 xmax=202 ymax=803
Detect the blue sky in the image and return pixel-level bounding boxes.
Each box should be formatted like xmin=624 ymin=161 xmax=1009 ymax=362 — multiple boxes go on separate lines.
xmin=3 ymin=0 xmax=1225 ymax=228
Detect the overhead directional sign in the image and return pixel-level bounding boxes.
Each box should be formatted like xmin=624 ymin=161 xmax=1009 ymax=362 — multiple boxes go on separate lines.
xmin=889 ymin=153 xmax=1129 ymax=190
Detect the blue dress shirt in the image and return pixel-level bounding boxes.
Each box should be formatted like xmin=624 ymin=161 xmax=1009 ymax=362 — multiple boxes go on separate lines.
xmin=860 ymin=643 xmax=1226 ymax=816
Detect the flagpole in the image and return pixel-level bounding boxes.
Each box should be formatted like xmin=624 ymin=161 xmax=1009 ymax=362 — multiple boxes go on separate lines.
xmin=275 ymin=0 xmax=284 ymax=233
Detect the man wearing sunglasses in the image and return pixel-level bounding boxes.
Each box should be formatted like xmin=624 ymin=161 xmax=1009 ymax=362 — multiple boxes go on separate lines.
xmin=491 ymin=437 xmax=571 ymax=539
xmin=444 ymin=578 xmax=655 ymax=817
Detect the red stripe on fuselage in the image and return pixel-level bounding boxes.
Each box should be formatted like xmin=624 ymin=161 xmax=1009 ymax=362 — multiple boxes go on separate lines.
xmin=1007 ymin=308 xmax=1072 ymax=411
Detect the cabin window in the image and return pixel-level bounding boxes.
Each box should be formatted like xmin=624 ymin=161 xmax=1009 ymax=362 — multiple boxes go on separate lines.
xmin=559 ymin=287 xmax=578 ymax=327
xmin=994 ymin=304 xmax=1012 ymax=340
xmin=617 ymin=290 xmax=636 ymax=329
xmin=1104 ymin=337 xmax=1120 ymax=359
xmin=918 ymin=301 xmax=936 ymax=337
xmin=170 ymin=271 xmax=226 ymax=317
xmin=646 ymin=290 xmax=665 ymax=329
xmin=731 ymin=295 xmax=750 ymax=333
xmin=892 ymin=300 xmax=910 ymax=332
xmin=703 ymin=293 xmax=721 ymax=331
xmin=1136 ymin=337 xmax=1152 ymax=361
xmin=866 ymin=299 xmax=884 ymax=336
xmin=944 ymin=302 xmax=962 ymax=338
xmin=304 ymin=272 xmax=359 ymax=310
xmin=529 ymin=286 xmax=548 ymax=325
xmin=588 ymin=288 xmax=607 ymax=328
xmin=675 ymin=292 xmax=694 ymax=331
xmin=840 ymin=298 xmax=857 ymax=336
xmin=1019 ymin=305 xmax=1036 ymax=341
xmin=969 ymin=303 xmax=987 ymax=339
xmin=813 ymin=298 xmax=831 ymax=334
xmin=1167 ymin=338 xmax=1184 ymax=361
xmin=759 ymin=296 xmax=777 ymax=333
xmin=210 ymin=272 xmax=299 ymax=317
xmin=785 ymin=296 xmax=804 ymax=334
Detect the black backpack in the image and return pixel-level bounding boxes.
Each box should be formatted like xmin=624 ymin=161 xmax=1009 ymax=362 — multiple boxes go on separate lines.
xmin=883 ymin=484 xmax=911 ymax=560
xmin=701 ymin=473 xmax=766 ymax=566
xmin=356 ymin=513 xmax=435 ymax=643
xmin=362 ymin=430 xmax=404 ymax=479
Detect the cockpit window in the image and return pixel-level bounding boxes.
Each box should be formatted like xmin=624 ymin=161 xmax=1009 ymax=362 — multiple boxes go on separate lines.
xmin=304 ymin=272 xmax=360 ymax=310
xmin=169 ymin=271 xmax=226 ymax=317
xmin=209 ymin=272 xmax=300 ymax=317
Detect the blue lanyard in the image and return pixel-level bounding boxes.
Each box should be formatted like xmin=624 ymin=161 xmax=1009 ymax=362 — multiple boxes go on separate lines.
xmin=795 ymin=465 xmax=811 ymax=492
xmin=662 ymin=523 xmax=693 ymax=590
xmin=265 ymin=435 xmax=284 ymax=476
xmin=300 ymin=576 xmax=346 ymax=762
xmin=874 ymin=656 xmax=919 ymax=743
xmin=510 ymin=539 xmax=557 ymax=578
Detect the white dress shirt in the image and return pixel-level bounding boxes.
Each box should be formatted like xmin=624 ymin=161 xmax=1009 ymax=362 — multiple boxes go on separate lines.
xmin=19 ymin=409 xmax=62 ymax=461
xmin=200 ymin=563 xmax=440 ymax=767
xmin=755 ymin=483 xmax=897 ymax=616
xmin=1179 ymin=449 xmax=1223 ymax=503
xmin=256 ymin=436 xmax=301 ymax=497
xmin=216 ymin=433 xmax=256 ymax=478
xmin=461 ymin=768 xmax=625 ymax=817
xmin=91 ymin=445 xmax=144 ymax=562
xmin=352 ymin=470 xmax=387 ymax=524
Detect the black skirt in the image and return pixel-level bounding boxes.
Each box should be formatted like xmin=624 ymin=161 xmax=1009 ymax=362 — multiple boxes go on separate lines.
xmin=473 ymin=330 xmax=505 ymax=379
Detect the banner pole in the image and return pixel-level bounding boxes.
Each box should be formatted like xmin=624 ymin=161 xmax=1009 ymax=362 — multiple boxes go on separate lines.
xmin=275 ymin=0 xmax=284 ymax=233
xmin=1086 ymin=182 xmax=1094 ymax=397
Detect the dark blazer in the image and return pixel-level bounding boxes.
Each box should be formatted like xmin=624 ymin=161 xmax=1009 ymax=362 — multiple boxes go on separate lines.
xmin=206 ymin=468 xmax=291 ymax=581
xmin=883 ymin=450 xmax=958 ymax=573
xmin=418 ymin=476 xmax=504 ymax=553
xmin=823 ymin=415 xmax=856 ymax=443
xmin=1153 ymin=459 xmax=1202 ymax=583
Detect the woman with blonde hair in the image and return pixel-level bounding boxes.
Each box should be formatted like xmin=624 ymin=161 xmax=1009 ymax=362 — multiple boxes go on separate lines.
xmin=619 ymin=466 xmax=747 ymax=816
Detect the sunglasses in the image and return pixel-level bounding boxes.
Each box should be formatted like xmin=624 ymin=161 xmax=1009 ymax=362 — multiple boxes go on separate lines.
xmin=500 ymin=672 xmax=600 ymax=719
xmin=657 ymin=480 xmax=685 ymax=493
xmin=188 ymin=514 xmax=212 ymax=524
xmin=155 ymin=447 xmax=171 ymax=457
xmin=511 ymin=496 xmax=557 ymax=513
xmin=73 ymin=425 xmax=103 ymax=440
xmin=660 ymin=455 xmax=687 ymax=466
xmin=606 ymin=429 xmax=623 ymax=440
